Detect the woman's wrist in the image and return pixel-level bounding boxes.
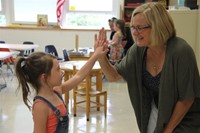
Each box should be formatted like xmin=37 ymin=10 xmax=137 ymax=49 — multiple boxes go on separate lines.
xmin=163 ymin=124 xmax=174 ymax=133
xmin=98 ymin=56 xmax=108 ymax=63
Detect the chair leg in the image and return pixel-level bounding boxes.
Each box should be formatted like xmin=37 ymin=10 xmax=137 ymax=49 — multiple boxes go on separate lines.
xmin=73 ymin=89 xmax=77 ymax=117
xmin=86 ymin=95 xmax=90 ymax=121
xmin=96 ymin=95 xmax=100 ymax=111
xmin=6 ymin=63 xmax=13 ymax=73
xmin=0 ymin=68 xmax=7 ymax=91
xmin=104 ymin=92 xmax=107 ymax=118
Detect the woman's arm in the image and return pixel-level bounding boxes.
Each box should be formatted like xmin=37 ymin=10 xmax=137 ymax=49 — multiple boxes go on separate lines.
xmin=162 ymin=98 xmax=194 ymax=133
xmin=98 ymin=56 xmax=122 ymax=81
xmin=95 ymin=28 xmax=122 ymax=82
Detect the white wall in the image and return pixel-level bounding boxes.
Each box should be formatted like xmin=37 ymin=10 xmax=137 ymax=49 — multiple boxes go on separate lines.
xmin=0 ymin=29 xmax=106 ymax=56
xmin=0 ymin=1 xmax=199 ymax=70
xmin=168 ymin=10 xmax=198 ymax=50
xmin=169 ymin=9 xmax=200 ymax=70
xmin=0 ymin=10 xmax=198 ymax=56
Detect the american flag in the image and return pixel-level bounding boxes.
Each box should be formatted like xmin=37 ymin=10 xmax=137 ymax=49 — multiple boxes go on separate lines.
xmin=56 ymin=0 xmax=66 ymax=26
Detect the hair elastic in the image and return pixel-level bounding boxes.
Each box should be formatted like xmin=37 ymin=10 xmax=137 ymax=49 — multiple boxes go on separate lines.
xmin=21 ymin=60 xmax=25 ymax=68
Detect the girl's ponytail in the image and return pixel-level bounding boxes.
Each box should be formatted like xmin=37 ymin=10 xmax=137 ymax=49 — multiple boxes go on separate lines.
xmin=15 ymin=57 xmax=32 ymax=110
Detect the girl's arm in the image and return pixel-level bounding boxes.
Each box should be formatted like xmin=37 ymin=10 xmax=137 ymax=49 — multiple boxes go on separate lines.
xmin=33 ymin=102 xmax=49 ymax=133
xmin=162 ymin=98 xmax=194 ymax=133
xmin=61 ymin=45 xmax=107 ymax=94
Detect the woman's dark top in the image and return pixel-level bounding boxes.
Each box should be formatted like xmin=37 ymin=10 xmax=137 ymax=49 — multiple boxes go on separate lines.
xmin=115 ymin=37 xmax=200 ymax=133
xmin=142 ymin=50 xmax=161 ymax=108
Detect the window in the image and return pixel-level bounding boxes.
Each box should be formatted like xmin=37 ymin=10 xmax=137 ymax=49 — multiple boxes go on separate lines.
xmin=69 ymin=0 xmax=112 ymax=11
xmin=0 ymin=0 xmax=2 ymax=12
xmin=0 ymin=0 xmax=6 ymax=25
xmin=11 ymin=0 xmax=117 ymax=29
xmin=13 ymin=0 xmax=57 ymax=23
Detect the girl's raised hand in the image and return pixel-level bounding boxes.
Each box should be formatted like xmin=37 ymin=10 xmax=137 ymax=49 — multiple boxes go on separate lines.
xmin=94 ymin=27 xmax=107 ymax=49
xmin=94 ymin=27 xmax=109 ymax=57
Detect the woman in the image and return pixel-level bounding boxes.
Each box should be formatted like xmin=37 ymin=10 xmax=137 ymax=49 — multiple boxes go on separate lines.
xmin=95 ymin=2 xmax=200 ymax=133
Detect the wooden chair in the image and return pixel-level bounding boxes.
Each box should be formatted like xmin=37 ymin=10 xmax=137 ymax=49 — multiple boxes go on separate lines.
xmin=72 ymin=66 xmax=107 ymax=121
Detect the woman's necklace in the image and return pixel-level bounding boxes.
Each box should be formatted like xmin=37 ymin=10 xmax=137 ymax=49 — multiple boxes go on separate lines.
xmin=152 ymin=64 xmax=160 ymax=71
xmin=147 ymin=46 xmax=166 ymax=74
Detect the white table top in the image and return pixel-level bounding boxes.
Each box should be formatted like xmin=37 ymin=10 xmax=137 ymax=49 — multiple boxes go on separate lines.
xmin=59 ymin=60 xmax=101 ymax=70
xmin=0 ymin=43 xmax=39 ymax=51
xmin=0 ymin=51 xmax=20 ymax=60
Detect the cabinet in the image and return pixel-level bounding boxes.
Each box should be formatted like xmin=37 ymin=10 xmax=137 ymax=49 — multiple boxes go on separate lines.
xmin=123 ymin=0 xmax=169 ymax=26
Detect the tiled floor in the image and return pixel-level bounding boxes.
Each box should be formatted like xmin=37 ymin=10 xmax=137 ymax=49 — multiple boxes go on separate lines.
xmin=0 ymin=65 xmax=140 ymax=133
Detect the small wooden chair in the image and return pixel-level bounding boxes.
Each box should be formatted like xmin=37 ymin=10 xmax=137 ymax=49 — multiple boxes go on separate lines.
xmin=72 ymin=66 xmax=107 ymax=121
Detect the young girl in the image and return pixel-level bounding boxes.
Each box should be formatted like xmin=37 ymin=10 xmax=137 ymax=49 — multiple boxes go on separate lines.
xmin=108 ymin=19 xmax=126 ymax=65
xmin=15 ymin=46 xmax=107 ymax=133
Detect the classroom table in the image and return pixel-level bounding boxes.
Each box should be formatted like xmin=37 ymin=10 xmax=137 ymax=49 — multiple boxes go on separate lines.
xmin=0 ymin=51 xmax=20 ymax=90
xmin=0 ymin=43 xmax=39 ymax=56
xmin=68 ymin=48 xmax=94 ymax=61
xmin=59 ymin=60 xmax=102 ymax=105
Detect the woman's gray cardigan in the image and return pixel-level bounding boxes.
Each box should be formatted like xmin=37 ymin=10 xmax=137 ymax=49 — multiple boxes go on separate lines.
xmin=115 ymin=37 xmax=200 ymax=133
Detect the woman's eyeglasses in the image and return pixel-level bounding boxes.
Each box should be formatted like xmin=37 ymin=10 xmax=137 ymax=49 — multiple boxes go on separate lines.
xmin=130 ymin=25 xmax=151 ymax=33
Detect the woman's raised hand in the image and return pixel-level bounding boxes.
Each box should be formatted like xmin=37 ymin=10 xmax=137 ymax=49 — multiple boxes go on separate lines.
xmin=94 ymin=27 xmax=108 ymax=58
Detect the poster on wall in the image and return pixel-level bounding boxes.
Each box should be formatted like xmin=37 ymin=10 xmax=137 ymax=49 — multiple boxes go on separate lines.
xmin=37 ymin=14 xmax=48 ymax=26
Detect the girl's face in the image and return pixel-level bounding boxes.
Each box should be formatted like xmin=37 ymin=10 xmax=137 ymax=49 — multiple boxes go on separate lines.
xmin=114 ymin=23 xmax=119 ymax=31
xmin=109 ymin=21 xmax=115 ymax=31
xmin=47 ymin=59 xmax=64 ymax=87
xmin=130 ymin=13 xmax=151 ymax=47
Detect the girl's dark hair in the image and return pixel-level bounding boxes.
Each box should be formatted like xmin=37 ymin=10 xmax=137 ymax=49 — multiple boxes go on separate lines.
xmin=115 ymin=19 xmax=126 ymax=38
xmin=108 ymin=17 xmax=117 ymax=22
xmin=15 ymin=52 xmax=56 ymax=110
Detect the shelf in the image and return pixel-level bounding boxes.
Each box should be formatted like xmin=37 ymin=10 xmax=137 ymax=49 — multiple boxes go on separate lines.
xmin=124 ymin=6 xmax=139 ymax=9
xmin=123 ymin=0 xmax=145 ymax=24
xmin=123 ymin=0 xmax=169 ymax=25
xmin=126 ymin=3 xmax=142 ymax=6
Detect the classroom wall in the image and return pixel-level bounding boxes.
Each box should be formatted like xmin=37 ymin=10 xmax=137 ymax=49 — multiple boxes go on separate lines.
xmin=0 ymin=1 xmax=199 ymax=69
xmin=0 ymin=10 xmax=198 ymax=56
xmin=168 ymin=10 xmax=198 ymax=50
xmin=0 ymin=28 xmax=101 ymax=55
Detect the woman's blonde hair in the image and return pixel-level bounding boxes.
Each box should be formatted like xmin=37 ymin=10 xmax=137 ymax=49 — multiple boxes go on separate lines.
xmin=131 ymin=2 xmax=176 ymax=46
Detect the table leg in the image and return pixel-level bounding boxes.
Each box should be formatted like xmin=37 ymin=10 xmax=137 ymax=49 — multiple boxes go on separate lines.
xmin=64 ymin=71 xmax=70 ymax=106
xmin=0 ymin=68 xmax=7 ymax=91
xmin=96 ymin=70 xmax=102 ymax=111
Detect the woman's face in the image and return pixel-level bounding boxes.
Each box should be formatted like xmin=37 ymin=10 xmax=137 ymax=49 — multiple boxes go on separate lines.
xmin=130 ymin=13 xmax=151 ymax=47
